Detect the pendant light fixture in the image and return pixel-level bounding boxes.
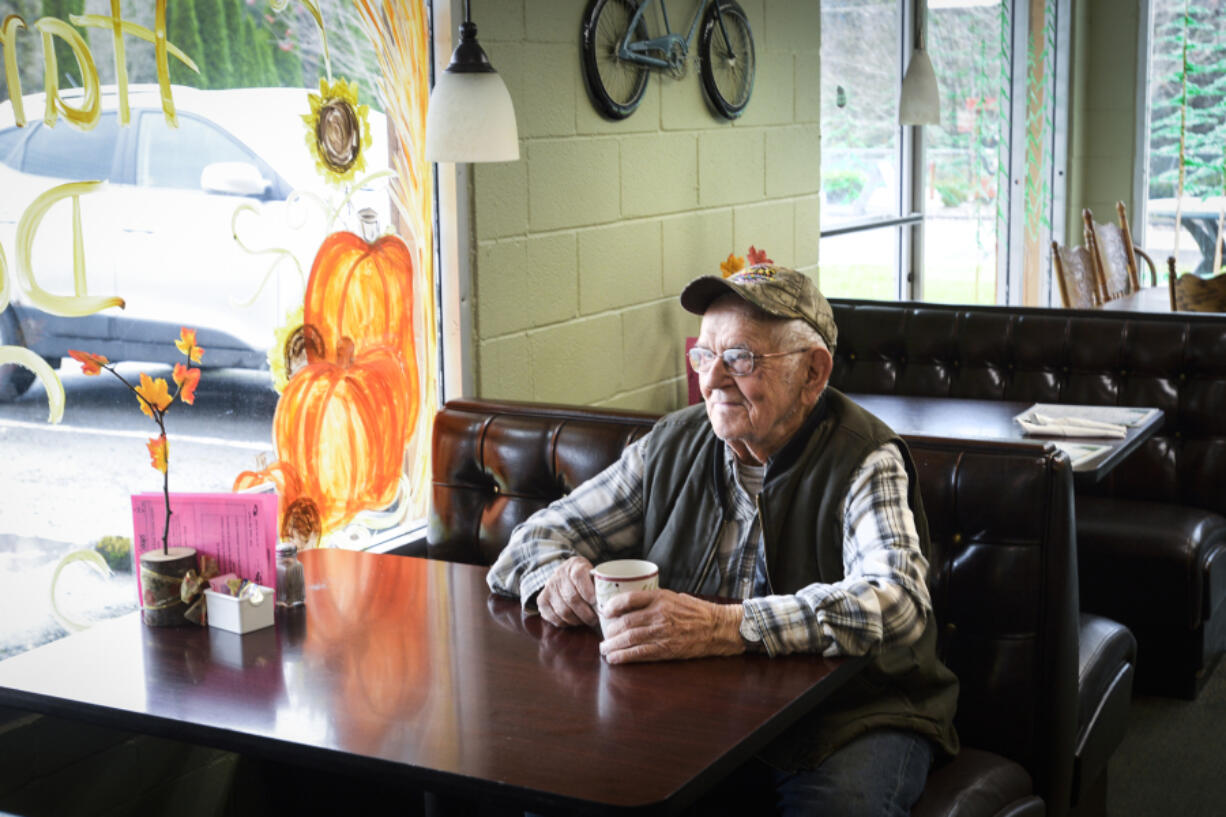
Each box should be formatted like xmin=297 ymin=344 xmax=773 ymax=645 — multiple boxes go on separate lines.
xmin=425 ymin=0 xmax=519 ymax=163
xmin=898 ymin=0 xmax=941 ymax=126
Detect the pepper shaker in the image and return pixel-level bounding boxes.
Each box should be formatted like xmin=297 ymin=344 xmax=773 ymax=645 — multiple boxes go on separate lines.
xmin=275 ymin=542 xmax=305 ymax=608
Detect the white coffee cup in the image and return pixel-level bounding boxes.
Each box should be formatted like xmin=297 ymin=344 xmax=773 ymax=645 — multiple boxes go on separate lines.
xmin=592 ymin=559 xmax=659 ymax=636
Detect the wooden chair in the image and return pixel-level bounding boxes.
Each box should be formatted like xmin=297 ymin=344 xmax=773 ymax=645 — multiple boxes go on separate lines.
xmin=1052 ymin=240 xmax=1102 ymax=308
xmin=1083 ymin=203 xmax=1158 ymax=303
xmin=1116 ymin=201 xmax=1159 ymax=287
xmin=1167 ymin=255 xmax=1226 ymax=312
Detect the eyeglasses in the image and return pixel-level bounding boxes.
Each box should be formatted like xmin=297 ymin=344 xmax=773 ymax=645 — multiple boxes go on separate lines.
xmin=687 ymin=346 xmax=809 ymax=376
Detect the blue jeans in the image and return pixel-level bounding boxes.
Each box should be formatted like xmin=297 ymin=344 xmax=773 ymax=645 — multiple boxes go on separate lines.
xmin=684 ymin=728 xmax=933 ymax=817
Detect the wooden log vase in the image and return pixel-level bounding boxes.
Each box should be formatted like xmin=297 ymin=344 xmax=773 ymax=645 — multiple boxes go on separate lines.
xmin=140 ymin=546 xmax=198 ymax=627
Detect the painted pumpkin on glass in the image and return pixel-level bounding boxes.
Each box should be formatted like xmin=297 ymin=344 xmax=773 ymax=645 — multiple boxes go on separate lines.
xmin=304 ymin=231 xmax=420 ymax=440
xmin=233 ymin=462 xmax=322 ymax=547
xmin=233 ymin=458 xmax=303 ymax=515
xmin=241 ymin=339 xmax=410 ymax=534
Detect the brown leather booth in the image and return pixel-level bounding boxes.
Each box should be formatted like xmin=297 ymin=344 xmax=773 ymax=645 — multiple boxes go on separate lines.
xmin=827 ymin=299 xmax=1226 ymax=699
xmin=428 ymin=398 xmax=1135 ymax=817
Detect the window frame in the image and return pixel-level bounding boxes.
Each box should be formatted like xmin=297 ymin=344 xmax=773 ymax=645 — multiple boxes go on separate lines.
xmin=1133 ymin=0 xmax=1153 ymax=235
xmin=430 ymin=0 xmax=475 ymax=403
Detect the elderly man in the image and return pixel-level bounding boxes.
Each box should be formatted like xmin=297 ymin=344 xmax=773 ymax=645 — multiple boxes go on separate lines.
xmin=488 ymin=264 xmax=958 ymax=815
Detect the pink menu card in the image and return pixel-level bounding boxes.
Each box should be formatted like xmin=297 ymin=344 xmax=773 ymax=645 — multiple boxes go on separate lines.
xmin=132 ymin=492 xmax=278 ymax=602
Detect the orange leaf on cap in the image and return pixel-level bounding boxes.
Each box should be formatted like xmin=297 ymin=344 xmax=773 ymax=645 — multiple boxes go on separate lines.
xmin=720 ymin=253 xmax=746 ymax=278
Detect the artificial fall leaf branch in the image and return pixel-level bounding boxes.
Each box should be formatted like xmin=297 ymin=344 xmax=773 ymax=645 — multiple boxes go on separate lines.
xmin=68 ymin=328 xmax=204 ymax=555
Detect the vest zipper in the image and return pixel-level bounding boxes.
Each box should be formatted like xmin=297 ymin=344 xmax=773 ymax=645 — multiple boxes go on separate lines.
xmin=755 ymin=494 xmax=775 ymax=595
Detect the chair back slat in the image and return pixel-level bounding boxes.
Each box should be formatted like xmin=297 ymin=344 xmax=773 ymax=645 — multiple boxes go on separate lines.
xmin=1082 ymin=202 xmax=1155 ymax=301
xmin=1117 ymin=201 xmax=1144 ymax=290
xmin=1090 ymin=221 xmax=1133 ymax=300
xmin=1051 ymin=241 xmax=1101 ymax=308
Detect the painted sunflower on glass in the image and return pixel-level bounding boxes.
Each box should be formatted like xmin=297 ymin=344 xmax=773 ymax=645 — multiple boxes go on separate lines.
xmin=303 ymin=77 xmax=373 ymax=186
xmin=268 ymin=305 xmax=328 ymax=394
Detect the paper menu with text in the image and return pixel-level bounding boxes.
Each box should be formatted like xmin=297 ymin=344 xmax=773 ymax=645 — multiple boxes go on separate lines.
xmin=132 ymin=493 xmax=278 ymax=602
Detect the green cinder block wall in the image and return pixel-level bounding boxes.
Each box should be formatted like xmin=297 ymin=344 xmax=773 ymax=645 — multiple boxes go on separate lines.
xmin=1067 ymin=0 xmax=1143 ymax=246
xmin=470 ymin=0 xmax=822 ymax=412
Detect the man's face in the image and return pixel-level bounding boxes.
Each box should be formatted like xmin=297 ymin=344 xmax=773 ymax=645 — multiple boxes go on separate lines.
xmin=696 ymin=299 xmax=826 ymax=464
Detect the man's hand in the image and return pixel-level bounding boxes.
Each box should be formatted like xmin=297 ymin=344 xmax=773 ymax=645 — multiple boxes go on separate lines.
xmin=599 ymin=589 xmax=745 ymax=664
xmin=537 ymin=555 xmax=599 ymax=628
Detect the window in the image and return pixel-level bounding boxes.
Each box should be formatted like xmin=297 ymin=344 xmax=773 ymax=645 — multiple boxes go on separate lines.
xmin=820 ymin=0 xmax=905 ymax=300
xmin=1142 ymin=0 xmax=1226 ymax=278
xmin=820 ymin=0 xmax=1065 ymax=306
xmin=0 ymin=4 xmax=435 ymax=660
xmin=820 ymin=0 xmax=902 ymax=233
xmin=922 ymin=1 xmax=1011 ymax=304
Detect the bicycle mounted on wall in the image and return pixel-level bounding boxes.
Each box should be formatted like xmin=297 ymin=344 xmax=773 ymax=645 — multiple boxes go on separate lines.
xmin=581 ymin=0 xmax=755 ymax=120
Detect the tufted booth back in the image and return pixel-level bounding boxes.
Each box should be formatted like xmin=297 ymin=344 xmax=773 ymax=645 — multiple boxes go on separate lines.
xmin=428 ymin=399 xmax=656 ymax=566
xmin=828 ymin=299 xmax=1226 ymax=516
xmin=428 ymin=398 xmax=1080 ymax=812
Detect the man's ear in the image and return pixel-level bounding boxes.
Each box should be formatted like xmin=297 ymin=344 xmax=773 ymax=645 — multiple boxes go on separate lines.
xmin=804 ymin=346 xmax=834 ymax=401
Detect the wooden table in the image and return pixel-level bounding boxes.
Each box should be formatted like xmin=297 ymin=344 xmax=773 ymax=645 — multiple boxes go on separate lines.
xmin=847 ymin=393 xmax=1163 ymax=486
xmin=0 ymin=550 xmax=864 ymax=815
xmin=1099 ymin=285 xmax=1171 ymax=312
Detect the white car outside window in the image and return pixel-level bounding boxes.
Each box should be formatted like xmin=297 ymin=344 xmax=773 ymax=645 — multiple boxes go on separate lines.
xmin=0 ymin=84 xmax=390 ymax=398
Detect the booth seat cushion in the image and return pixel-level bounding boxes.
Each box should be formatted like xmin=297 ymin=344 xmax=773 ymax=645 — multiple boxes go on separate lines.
xmin=1073 ymin=614 xmax=1135 ymax=806
xmin=912 ymin=749 xmax=1044 ymax=817
xmin=1076 ymin=497 xmax=1226 ymax=630
xmin=1074 ymin=496 xmax=1226 ymax=696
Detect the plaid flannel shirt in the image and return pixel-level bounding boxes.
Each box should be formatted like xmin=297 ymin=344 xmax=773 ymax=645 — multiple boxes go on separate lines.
xmin=486 ymin=430 xmax=932 ymax=658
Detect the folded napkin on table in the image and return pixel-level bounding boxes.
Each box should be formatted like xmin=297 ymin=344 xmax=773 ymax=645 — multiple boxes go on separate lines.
xmin=1015 ymin=413 xmax=1127 ymax=438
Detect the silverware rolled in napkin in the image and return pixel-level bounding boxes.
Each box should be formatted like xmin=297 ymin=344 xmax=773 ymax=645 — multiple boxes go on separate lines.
xmin=1015 ymin=413 xmax=1127 ymax=439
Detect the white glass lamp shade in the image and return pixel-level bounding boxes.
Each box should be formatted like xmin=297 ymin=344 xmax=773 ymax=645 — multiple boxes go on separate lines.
xmin=425 ymin=70 xmax=519 ymax=163
xmin=899 ymin=47 xmax=940 ymax=126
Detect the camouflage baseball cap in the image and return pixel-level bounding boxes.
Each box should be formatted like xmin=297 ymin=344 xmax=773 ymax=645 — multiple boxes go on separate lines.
xmin=680 ymin=265 xmax=838 ymax=352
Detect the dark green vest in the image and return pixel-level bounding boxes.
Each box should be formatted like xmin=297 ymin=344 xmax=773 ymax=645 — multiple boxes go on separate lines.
xmin=639 ymin=388 xmax=959 ymax=770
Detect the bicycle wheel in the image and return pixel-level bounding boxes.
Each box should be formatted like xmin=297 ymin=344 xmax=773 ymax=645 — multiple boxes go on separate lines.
xmin=699 ymin=0 xmax=755 ymax=119
xmin=581 ymin=0 xmax=650 ymax=120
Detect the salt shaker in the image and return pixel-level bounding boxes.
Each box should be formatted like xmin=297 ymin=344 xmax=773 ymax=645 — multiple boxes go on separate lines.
xmin=275 ymin=542 xmax=305 ymax=608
